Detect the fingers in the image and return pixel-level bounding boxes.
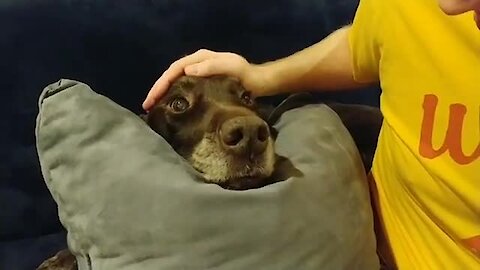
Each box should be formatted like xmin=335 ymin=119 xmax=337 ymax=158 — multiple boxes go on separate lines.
xmin=184 ymin=57 xmax=243 ymax=78
xmin=142 ymin=49 xmax=217 ymax=110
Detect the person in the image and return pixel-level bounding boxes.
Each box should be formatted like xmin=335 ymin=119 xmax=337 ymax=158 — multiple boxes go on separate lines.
xmin=143 ymin=0 xmax=480 ymax=268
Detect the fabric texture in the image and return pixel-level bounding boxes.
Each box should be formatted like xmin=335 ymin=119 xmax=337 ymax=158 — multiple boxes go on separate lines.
xmin=35 ymin=79 xmax=379 ymax=270
xmin=349 ymin=0 xmax=480 ymax=268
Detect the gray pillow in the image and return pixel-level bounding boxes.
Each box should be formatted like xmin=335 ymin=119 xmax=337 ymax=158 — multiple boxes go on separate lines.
xmin=35 ymin=79 xmax=379 ymax=270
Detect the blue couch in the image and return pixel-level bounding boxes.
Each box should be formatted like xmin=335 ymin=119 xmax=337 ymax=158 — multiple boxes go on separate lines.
xmin=0 ymin=1 xmax=380 ymax=269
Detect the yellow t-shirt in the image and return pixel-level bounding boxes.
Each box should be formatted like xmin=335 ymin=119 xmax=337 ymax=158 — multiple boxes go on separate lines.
xmin=349 ymin=0 xmax=480 ymax=269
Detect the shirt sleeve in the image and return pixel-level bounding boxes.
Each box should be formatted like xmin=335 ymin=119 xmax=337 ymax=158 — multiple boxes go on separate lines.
xmin=348 ymin=0 xmax=385 ymax=83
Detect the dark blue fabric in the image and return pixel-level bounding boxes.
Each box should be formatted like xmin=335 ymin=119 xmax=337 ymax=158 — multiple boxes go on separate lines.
xmin=0 ymin=0 xmax=380 ymax=269
xmin=0 ymin=232 xmax=67 ymax=270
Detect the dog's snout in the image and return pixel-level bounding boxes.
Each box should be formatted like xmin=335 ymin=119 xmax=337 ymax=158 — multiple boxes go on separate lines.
xmin=220 ymin=116 xmax=270 ymax=157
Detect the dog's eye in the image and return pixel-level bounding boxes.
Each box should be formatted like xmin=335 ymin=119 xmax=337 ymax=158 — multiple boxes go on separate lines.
xmin=240 ymin=91 xmax=253 ymax=105
xmin=170 ymin=97 xmax=190 ymax=113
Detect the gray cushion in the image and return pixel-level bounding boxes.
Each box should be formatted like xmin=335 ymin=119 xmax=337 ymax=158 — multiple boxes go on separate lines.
xmin=35 ymin=79 xmax=379 ymax=270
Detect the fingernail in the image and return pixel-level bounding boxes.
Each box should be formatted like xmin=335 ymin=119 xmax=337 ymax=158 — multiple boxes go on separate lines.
xmin=142 ymin=100 xmax=150 ymax=109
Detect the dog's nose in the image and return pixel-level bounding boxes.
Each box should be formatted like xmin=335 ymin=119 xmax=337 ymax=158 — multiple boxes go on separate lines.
xmin=219 ymin=116 xmax=270 ymax=157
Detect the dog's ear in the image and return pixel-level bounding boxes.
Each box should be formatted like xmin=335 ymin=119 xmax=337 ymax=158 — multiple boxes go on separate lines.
xmin=143 ymin=107 xmax=172 ymax=142
xmin=255 ymin=103 xmax=275 ymax=122
xmin=255 ymin=94 xmax=315 ymax=140
xmin=266 ymin=93 xmax=315 ymax=125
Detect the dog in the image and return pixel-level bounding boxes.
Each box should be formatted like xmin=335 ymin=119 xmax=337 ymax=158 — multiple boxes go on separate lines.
xmin=140 ymin=75 xmax=301 ymax=190
xmin=37 ymin=75 xmax=383 ymax=270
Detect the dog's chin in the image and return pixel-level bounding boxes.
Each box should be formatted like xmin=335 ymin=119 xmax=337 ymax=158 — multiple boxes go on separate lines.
xmin=189 ymin=135 xmax=276 ymax=190
xmin=198 ymin=153 xmax=275 ymax=190
xmin=220 ymin=156 xmax=275 ymax=189
xmin=219 ymin=174 xmax=272 ymax=190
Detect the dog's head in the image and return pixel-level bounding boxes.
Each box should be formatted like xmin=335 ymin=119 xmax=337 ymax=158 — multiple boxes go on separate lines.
xmin=143 ymin=75 xmax=276 ymax=189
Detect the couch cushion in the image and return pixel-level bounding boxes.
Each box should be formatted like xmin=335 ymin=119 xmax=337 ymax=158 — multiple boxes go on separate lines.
xmin=35 ymin=79 xmax=379 ymax=270
xmin=0 ymin=232 xmax=67 ymax=270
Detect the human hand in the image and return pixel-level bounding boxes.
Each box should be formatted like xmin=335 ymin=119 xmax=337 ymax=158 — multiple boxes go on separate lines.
xmin=143 ymin=49 xmax=267 ymax=111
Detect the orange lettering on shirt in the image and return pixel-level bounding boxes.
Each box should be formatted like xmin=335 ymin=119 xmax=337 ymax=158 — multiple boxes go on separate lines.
xmin=462 ymin=235 xmax=480 ymax=258
xmin=419 ymin=94 xmax=480 ymax=165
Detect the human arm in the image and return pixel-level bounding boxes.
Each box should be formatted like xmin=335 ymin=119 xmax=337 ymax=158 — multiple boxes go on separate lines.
xmin=143 ymin=25 xmax=377 ymax=111
xmin=251 ymin=25 xmax=373 ymax=96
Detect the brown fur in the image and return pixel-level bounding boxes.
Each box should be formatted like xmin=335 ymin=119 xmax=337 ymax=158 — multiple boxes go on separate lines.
xmin=144 ymin=75 xmax=279 ymax=189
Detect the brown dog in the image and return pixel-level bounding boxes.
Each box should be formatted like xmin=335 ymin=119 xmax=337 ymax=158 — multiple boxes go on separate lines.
xmin=37 ymin=75 xmax=383 ymax=270
xmin=142 ymin=75 xmax=284 ymax=190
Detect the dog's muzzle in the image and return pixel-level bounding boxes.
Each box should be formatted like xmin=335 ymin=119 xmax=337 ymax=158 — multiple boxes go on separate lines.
xmin=218 ymin=115 xmax=270 ymax=160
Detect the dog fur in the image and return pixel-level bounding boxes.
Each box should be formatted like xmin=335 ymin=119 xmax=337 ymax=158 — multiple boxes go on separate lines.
xmin=144 ymin=75 xmax=278 ymax=186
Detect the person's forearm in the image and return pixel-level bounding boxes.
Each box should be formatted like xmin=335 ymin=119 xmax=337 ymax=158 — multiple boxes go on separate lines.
xmin=256 ymin=25 xmax=373 ymax=96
